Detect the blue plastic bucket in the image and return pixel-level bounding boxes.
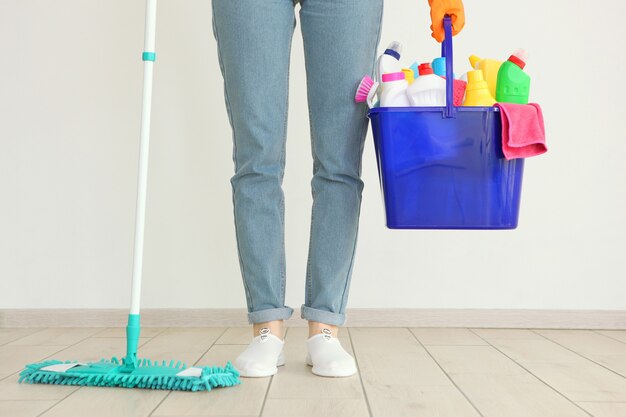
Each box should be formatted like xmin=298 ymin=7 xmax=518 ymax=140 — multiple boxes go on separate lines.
xmin=368 ymin=17 xmax=524 ymax=230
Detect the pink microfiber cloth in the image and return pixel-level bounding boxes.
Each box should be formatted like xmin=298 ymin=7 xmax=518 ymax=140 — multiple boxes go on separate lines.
xmin=494 ymin=102 xmax=547 ymax=160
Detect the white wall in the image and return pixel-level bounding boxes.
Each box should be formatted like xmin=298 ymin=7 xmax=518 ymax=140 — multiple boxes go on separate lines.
xmin=1 ymin=0 xmax=625 ymax=311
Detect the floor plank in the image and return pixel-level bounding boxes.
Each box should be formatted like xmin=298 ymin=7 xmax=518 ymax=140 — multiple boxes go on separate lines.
xmin=595 ymin=330 xmax=626 ymax=344
xmin=0 ymin=399 xmax=57 ymax=417
xmin=261 ymin=398 xmax=369 ymax=417
xmin=40 ymin=336 xmax=152 ymax=363
xmin=535 ymin=329 xmax=626 ymax=376
xmin=576 ymin=401 xmax=626 ymax=417
xmin=93 ymin=327 xmax=167 ymax=338
xmin=5 ymin=328 xmax=102 ymax=346
xmin=472 ymin=328 xmax=626 ymax=402
xmin=410 ymin=327 xmax=488 ymax=346
xmin=39 ymin=386 xmax=167 ymax=417
xmin=350 ymin=328 xmax=480 ymax=417
xmin=471 ymin=328 xmax=544 ymax=340
xmin=0 ymin=329 xmax=42 ymax=346
xmin=426 ymin=344 xmax=590 ymax=417
xmin=215 ymin=327 xmax=257 ymax=345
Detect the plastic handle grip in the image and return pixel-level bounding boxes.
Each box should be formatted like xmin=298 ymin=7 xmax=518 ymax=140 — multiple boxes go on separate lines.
xmin=441 ymin=16 xmax=456 ymax=118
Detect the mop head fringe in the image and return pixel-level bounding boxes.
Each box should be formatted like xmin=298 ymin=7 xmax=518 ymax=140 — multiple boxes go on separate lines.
xmin=19 ymin=357 xmax=240 ymax=392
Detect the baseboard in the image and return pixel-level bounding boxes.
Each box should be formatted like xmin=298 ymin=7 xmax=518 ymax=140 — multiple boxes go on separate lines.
xmin=1 ymin=308 xmax=625 ymax=329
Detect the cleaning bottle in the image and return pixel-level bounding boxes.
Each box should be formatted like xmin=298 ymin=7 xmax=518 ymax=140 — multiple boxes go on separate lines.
xmin=432 ymin=57 xmax=446 ymax=77
xmin=374 ymin=41 xmax=403 ymax=84
xmin=431 ymin=57 xmax=456 ymax=78
xmin=405 ymin=63 xmax=446 ymax=106
xmin=469 ymin=55 xmax=502 ymax=97
xmin=496 ymin=49 xmax=530 ymax=104
xmin=379 ymin=72 xmax=411 ymax=107
xmin=463 ymin=70 xmax=496 ymax=106
xmin=430 ymin=57 xmax=465 ymax=105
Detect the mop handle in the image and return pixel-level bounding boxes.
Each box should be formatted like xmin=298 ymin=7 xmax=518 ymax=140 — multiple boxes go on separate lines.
xmin=125 ymin=0 xmax=157 ymax=367
xmin=130 ymin=0 xmax=157 ymax=316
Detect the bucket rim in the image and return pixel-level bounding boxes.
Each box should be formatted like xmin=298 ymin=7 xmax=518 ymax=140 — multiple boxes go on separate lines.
xmin=368 ymin=106 xmax=500 ymax=117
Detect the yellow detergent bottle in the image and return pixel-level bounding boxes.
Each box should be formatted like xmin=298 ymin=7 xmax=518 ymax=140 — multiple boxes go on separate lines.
xmin=463 ymin=70 xmax=496 ymax=106
xmin=469 ymin=55 xmax=502 ymax=98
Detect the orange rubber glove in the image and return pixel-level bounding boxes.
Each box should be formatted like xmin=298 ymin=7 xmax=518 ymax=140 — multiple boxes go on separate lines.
xmin=428 ymin=0 xmax=465 ymax=43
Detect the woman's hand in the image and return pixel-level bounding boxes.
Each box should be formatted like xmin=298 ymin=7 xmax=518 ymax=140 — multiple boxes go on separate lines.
xmin=428 ymin=0 xmax=465 ymax=42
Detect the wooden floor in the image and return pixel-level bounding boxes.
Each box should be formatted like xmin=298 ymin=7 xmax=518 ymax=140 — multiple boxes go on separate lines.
xmin=1 ymin=327 xmax=626 ymax=417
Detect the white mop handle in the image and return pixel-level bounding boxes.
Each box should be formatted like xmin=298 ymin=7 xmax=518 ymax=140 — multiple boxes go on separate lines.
xmin=130 ymin=0 xmax=157 ymax=315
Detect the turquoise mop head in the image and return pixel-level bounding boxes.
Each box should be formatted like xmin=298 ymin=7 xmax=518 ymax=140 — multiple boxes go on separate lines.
xmin=19 ymin=357 xmax=240 ymax=391
xmin=18 ymin=315 xmax=241 ymax=391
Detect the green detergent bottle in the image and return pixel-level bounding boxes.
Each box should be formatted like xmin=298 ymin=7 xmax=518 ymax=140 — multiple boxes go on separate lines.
xmin=495 ymin=49 xmax=530 ymax=104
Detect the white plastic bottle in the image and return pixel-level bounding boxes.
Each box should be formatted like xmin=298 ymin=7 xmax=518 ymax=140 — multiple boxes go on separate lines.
xmin=379 ymin=72 xmax=410 ymax=107
xmin=405 ymin=63 xmax=447 ymax=106
xmin=374 ymin=41 xmax=403 ymax=84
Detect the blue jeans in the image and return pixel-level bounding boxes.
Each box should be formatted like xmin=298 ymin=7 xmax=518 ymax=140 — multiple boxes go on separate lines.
xmin=211 ymin=0 xmax=384 ymax=326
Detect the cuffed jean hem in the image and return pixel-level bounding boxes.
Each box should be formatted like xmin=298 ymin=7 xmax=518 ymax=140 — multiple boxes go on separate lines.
xmin=247 ymin=306 xmax=294 ymax=324
xmin=300 ymin=304 xmax=346 ymax=326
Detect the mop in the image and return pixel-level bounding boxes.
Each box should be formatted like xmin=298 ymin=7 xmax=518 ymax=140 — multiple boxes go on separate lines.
xmin=18 ymin=0 xmax=241 ymax=391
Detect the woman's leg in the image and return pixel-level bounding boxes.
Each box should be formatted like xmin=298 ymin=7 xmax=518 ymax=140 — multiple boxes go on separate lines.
xmin=298 ymin=0 xmax=384 ymax=331
xmin=212 ymin=0 xmax=297 ymax=328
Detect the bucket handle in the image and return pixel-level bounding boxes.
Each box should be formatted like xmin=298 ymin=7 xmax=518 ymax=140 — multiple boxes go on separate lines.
xmin=440 ymin=16 xmax=456 ymax=118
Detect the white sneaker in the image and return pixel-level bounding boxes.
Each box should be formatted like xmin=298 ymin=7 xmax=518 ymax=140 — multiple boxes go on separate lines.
xmin=234 ymin=327 xmax=286 ymax=377
xmin=305 ymin=328 xmax=357 ymax=377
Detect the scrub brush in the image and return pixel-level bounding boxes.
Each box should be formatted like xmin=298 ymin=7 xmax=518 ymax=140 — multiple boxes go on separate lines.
xmin=355 ymin=75 xmax=379 ymax=108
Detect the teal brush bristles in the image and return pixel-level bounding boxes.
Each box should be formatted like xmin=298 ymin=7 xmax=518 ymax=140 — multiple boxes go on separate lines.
xmin=19 ymin=357 xmax=241 ymax=392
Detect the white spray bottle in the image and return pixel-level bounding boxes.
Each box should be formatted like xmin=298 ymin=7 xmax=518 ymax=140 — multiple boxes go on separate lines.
xmin=374 ymin=41 xmax=403 ymax=96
